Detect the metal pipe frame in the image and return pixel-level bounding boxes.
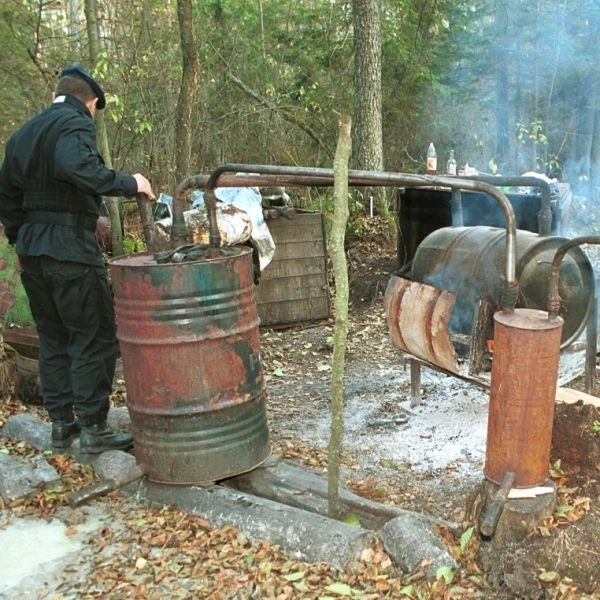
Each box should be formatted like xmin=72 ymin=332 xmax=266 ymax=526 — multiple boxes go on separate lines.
xmin=170 ymin=164 xmax=518 ymax=309
xmin=461 ymin=175 xmax=555 ymax=237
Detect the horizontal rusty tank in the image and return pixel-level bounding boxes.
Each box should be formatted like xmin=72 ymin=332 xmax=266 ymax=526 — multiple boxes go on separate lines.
xmin=411 ymin=226 xmax=594 ymax=348
xmin=109 ymin=246 xmax=269 ymax=484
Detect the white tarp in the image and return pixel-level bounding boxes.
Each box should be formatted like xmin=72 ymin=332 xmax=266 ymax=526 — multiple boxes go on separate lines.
xmin=154 ymin=186 xmax=276 ymax=271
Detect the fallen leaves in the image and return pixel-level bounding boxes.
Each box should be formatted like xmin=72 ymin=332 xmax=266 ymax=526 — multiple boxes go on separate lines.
xmin=534 ymin=462 xmax=593 ymax=536
xmin=1 ymin=242 xmax=599 ymax=598
xmin=29 ymin=497 xmax=462 ymax=599
xmin=0 ymin=434 xmax=98 ymax=518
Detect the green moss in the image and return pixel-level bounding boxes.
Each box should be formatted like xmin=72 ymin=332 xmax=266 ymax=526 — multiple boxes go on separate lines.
xmin=5 ymin=281 xmax=34 ymax=326
xmin=0 ymin=235 xmax=34 ymax=326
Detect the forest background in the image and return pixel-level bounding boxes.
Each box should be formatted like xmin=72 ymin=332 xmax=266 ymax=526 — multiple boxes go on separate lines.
xmin=0 ymin=0 xmax=599 ymax=246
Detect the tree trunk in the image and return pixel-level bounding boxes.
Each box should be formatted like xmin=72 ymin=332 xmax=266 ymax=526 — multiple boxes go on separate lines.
xmin=223 ymin=455 xmax=455 ymax=531
xmin=148 ymin=481 xmax=375 ymax=572
xmin=84 ymin=0 xmax=124 ymax=257
xmin=351 ymin=0 xmax=388 ymax=220
xmin=328 ymin=114 xmax=351 ymax=519
xmin=175 ymin=0 xmax=198 ymax=183
xmin=69 ymin=0 xmax=80 ymax=57
xmin=494 ymin=0 xmax=510 ymax=173
xmin=573 ymin=67 xmax=600 ymax=199
xmin=592 ymin=82 xmax=600 ymax=197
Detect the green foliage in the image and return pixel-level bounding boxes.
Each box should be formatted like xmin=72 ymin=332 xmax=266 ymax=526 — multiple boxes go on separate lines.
xmin=517 ymin=121 xmax=548 ymax=147
xmin=459 ymin=525 xmax=475 ymax=553
xmin=5 ymin=281 xmax=35 ymax=327
xmin=517 ymin=121 xmax=554 ymax=172
xmin=549 ymin=459 xmax=566 ymax=479
xmin=342 ymin=513 xmax=361 ymax=527
xmin=0 ymin=235 xmax=34 ymax=326
xmin=0 ymin=0 xmax=598 ymax=210
xmin=301 ymin=190 xmax=368 ymax=247
xmin=436 ymin=566 xmax=454 ymax=584
xmin=122 ymin=232 xmax=146 ymax=255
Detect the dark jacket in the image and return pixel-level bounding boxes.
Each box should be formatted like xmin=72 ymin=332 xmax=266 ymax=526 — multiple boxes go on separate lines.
xmin=0 ymin=94 xmax=137 ymax=265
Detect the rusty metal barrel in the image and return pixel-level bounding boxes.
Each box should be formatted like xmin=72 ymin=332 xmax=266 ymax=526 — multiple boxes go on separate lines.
xmin=411 ymin=226 xmax=594 ymax=348
xmin=108 ymin=246 xmax=269 ymax=484
xmin=484 ymin=308 xmax=563 ymax=487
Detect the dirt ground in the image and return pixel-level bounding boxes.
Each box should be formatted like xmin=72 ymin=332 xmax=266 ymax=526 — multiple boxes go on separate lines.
xmin=263 ymin=217 xmax=598 ymax=501
xmin=259 ymin=219 xmax=600 ymax=597
xmin=1 ymin=217 xmax=599 ymax=598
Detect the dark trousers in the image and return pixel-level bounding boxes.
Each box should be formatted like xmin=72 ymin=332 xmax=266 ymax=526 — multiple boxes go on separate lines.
xmin=19 ymin=255 xmax=118 ymax=426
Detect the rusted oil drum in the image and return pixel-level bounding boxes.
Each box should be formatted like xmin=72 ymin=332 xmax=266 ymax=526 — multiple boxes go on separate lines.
xmin=396 ymin=187 xmax=561 ymax=274
xmin=109 ymin=246 xmax=269 ymax=484
xmin=485 ymin=309 xmax=563 ymax=487
xmin=411 ymin=226 xmax=594 ymax=348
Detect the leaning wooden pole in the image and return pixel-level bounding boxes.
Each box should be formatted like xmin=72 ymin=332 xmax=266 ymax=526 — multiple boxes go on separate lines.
xmin=328 ymin=114 xmax=352 ymax=518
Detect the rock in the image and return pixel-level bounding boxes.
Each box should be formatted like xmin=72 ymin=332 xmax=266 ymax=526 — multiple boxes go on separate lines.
xmin=0 ymin=452 xmax=59 ymax=500
xmin=91 ymin=450 xmax=138 ymax=479
xmin=91 ymin=450 xmax=146 ymax=496
xmin=53 ymin=506 xmax=88 ymax=527
xmin=379 ymin=512 xmax=459 ymax=576
xmin=107 ymin=406 xmax=131 ymax=431
xmin=0 ymin=407 xmax=131 ymax=455
xmin=0 ymin=413 xmax=51 ymax=451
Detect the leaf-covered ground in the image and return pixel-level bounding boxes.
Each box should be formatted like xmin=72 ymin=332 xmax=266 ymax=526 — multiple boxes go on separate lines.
xmin=1 ymin=216 xmax=599 ymax=598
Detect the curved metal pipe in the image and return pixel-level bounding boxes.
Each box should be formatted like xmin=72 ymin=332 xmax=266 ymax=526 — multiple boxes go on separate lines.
xmin=547 ymin=236 xmax=600 ymax=320
xmin=479 ymin=471 xmax=515 ymax=538
xmin=463 ymin=175 xmax=554 ymax=237
xmin=170 ymin=175 xmax=205 ymax=247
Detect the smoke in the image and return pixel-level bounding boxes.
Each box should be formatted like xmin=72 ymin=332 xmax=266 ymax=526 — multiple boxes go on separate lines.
xmin=420 ymin=262 xmax=483 ymax=337
xmin=562 ymin=156 xmax=600 ymax=236
xmin=439 ymin=1 xmax=600 ymax=213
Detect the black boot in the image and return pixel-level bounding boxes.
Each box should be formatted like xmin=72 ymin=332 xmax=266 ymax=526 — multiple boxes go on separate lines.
xmin=79 ymin=423 xmax=134 ymax=454
xmin=52 ymin=419 xmax=81 ymax=450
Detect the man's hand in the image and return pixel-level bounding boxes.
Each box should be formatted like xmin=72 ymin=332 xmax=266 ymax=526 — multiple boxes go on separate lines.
xmin=133 ymin=173 xmax=156 ymax=201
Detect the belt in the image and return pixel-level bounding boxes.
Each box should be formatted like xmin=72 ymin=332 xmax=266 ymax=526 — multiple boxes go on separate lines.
xmin=25 ymin=211 xmax=98 ymax=232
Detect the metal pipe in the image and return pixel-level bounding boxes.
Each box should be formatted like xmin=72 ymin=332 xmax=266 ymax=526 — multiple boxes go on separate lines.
xmin=451 ymin=189 xmax=463 ymax=227
xmin=486 ymin=309 xmax=563 ymax=487
xmin=203 ymin=189 xmax=221 ymax=253
xmin=586 ymin=285 xmax=597 ymax=395
xmin=183 ymin=173 xmax=402 ymax=188
xmin=479 ymin=470 xmax=515 ymax=537
xmin=546 ymin=236 xmax=600 ymax=394
xmin=462 ymin=175 xmax=554 ymax=236
xmin=198 ymin=164 xmax=517 ymax=296
xmin=547 ymin=236 xmax=600 ymax=320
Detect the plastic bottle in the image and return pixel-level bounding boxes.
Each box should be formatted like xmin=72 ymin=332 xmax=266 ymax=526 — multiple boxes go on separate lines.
xmin=446 ymin=149 xmax=457 ymax=176
xmin=426 ymin=143 xmax=437 ymax=175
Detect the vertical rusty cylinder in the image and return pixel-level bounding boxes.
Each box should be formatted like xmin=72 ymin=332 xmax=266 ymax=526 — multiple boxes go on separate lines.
xmin=109 ymin=246 xmax=269 ymax=484
xmin=484 ymin=308 xmax=563 ymax=488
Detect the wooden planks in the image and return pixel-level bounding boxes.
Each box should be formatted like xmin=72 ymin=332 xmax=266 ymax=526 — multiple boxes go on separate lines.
xmin=255 ymin=211 xmax=330 ymax=327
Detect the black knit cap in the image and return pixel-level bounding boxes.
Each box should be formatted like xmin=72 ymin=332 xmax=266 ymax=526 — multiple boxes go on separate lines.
xmin=60 ymin=65 xmax=106 ymax=109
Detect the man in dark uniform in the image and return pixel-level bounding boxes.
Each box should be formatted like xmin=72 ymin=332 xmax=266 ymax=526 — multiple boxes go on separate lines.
xmin=0 ymin=65 xmax=155 ymax=453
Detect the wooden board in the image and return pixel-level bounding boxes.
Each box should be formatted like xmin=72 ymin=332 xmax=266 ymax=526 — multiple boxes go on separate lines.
xmin=255 ymin=211 xmax=330 ymax=327
xmin=556 ymin=386 xmax=600 ymax=408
